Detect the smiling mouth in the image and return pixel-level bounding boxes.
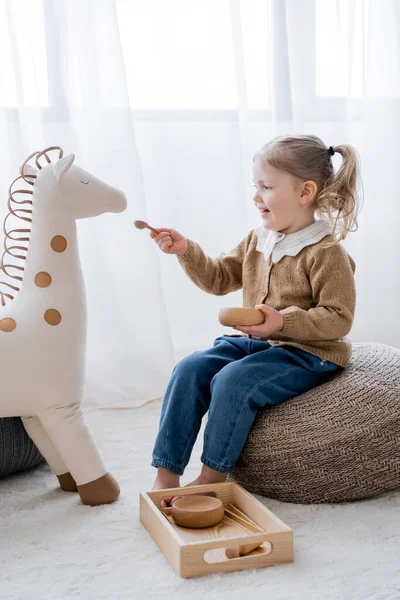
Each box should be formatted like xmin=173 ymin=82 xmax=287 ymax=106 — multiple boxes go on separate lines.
xmin=260 ymin=208 xmax=270 ymax=216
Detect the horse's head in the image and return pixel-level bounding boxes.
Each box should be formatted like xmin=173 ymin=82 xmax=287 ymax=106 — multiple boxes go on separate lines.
xmin=25 ymin=153 xmax=127 ymax=219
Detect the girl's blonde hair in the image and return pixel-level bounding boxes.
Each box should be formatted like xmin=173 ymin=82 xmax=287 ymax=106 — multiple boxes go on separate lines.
xmin=254 ymin=134 xmax=361 ymax=245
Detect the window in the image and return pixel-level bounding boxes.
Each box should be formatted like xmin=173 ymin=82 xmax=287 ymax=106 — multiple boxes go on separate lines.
xmin=0 ymin=0 xmax=48 ymax=107
xmin=1 ymin=0 xmax=398 ymax=114
xmin=316 ymin=0 xmax=400 ymax=98
xmin=316 ymin=0 xmax=366 ymax=98
xmin=115 ymin=0 xmax=269 ymax=110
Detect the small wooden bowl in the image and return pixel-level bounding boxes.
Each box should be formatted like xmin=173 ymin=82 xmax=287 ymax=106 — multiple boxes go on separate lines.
xmin=219 ymin=307 xmax=265 ymax=327
xmin=171 ymin=495 xmax=224 ymax=528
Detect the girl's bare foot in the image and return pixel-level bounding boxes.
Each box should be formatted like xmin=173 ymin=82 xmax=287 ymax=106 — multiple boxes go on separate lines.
xmin=184 ymin=475 xmax=219 ymax=488
xmin=186 ymin=465 xmax=228 ymax=488
xmin=160 ymin=466 xmax=228 ymax=508
xmin=152 ymin=465 xmax=228 ymax=509
xmin=152 ymin=468 xmax=181 ymax=508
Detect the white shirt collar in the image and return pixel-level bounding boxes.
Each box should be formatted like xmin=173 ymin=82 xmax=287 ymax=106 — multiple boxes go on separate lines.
xmin=255 ymin=220 xmax=332 ymax=264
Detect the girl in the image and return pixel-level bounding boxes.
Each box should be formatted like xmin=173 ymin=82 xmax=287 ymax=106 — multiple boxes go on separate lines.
xmin=150 ymin=134 xmax=360 ymax=505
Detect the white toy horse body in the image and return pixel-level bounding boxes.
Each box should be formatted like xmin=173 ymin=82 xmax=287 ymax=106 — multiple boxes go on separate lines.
xmin=0 ymin=148 xmax=126 ymax=504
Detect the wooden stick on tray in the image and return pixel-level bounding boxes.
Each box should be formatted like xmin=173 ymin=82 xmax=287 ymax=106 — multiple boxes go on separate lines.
xmin=224 ymin=504 xmax=265 ymax=558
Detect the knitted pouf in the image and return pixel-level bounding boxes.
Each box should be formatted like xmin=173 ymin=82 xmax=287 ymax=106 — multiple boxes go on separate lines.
xmin=0 ymin=417 xmax=45 ymax=476
xmin=230 ymin=342 xmax=400 ymax=503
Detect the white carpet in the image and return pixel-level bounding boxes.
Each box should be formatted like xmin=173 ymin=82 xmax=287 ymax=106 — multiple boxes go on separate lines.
xmin=1 ymin=400 xmax=400 ymax=600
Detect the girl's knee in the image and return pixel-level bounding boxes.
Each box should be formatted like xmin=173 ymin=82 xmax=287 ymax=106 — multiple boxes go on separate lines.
xmin=211 ymin=362 xmax=243 ymax=393
xmin=174 ymin=352 xmax=211 ymax=378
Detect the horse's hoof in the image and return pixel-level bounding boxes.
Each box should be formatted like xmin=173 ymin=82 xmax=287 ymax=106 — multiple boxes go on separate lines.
xmin=57 ymin=472 xmax=78 ymax=492
xmin=77 ymin=473 xmax=120 ymax=506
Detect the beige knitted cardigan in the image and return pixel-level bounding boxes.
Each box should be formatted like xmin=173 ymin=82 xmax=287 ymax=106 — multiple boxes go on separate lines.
xmin=177 ymin=225 xmax=356 ymax=367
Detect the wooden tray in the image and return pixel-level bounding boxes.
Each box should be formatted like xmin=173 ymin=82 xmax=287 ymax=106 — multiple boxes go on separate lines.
xmin=140 ymin=481 xmax=293 ymax=578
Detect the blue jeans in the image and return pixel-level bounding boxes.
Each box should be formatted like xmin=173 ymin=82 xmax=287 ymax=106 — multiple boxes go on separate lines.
xmin=152 ymin=336 xmax=341 ymax=475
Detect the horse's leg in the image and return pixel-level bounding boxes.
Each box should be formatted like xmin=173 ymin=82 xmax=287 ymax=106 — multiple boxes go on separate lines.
xmin=21 ymin=415 xmax=77 ymax=492
xmin=38 ymin=403 xmax=120 ymax=506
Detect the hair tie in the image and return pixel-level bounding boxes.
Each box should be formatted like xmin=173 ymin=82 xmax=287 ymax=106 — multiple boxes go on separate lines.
xmin=328 ymin=146 xmax=335 ymax=156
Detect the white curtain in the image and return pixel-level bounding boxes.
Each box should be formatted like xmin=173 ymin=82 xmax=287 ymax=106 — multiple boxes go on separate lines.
xmin=0 ymin=0 xmax=399 ymax=408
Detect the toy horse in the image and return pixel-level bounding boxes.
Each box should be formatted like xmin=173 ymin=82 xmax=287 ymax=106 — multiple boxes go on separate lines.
xmin=0 ymin=146 xmax=126 ymax=505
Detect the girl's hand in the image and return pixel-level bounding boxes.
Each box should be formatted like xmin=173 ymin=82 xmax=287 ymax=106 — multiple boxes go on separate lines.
xmin=233 ymin=304 xmax=284 ymax=338
xmin=150 ymin=228 xmax=188 ymax=256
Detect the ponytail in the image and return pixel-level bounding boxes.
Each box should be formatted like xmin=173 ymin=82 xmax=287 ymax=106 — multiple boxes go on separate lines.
xmin=317 ymin=144 xmax=361 ymax=244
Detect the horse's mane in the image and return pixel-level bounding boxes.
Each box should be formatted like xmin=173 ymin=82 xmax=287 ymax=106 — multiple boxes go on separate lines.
xmin=0 ymin=146 xmax=64 ymax=306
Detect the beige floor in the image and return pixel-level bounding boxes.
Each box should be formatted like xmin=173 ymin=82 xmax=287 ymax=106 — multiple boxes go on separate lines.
xmin=1 ymin=401 xmax=400 ymax=600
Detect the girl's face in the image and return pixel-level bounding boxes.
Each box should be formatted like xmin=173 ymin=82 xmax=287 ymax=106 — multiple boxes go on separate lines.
xmin=252 ymin=157 xmax=316 ymax=234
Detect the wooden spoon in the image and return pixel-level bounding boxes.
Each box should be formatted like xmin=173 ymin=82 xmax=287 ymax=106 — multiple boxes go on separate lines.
xmin=133 ymin=220 xmax=159 ymax=234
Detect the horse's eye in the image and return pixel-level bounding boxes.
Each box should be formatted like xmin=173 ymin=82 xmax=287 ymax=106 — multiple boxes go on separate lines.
xmin=81 ymin=180 xmax=90 ymax=185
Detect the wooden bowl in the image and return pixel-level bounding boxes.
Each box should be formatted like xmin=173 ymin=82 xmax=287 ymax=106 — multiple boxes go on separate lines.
xmin=171 ymin=495 xmax=224 ymax=528
xmin=218 ymin=307 xmax=265 ymax=327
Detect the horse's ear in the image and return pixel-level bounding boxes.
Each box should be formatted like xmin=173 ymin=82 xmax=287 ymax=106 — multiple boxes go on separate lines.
xmin=22 ymin=164 xmax=38 ymax=177
xmin=53 ymin=154 xmax=75 ymax=182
